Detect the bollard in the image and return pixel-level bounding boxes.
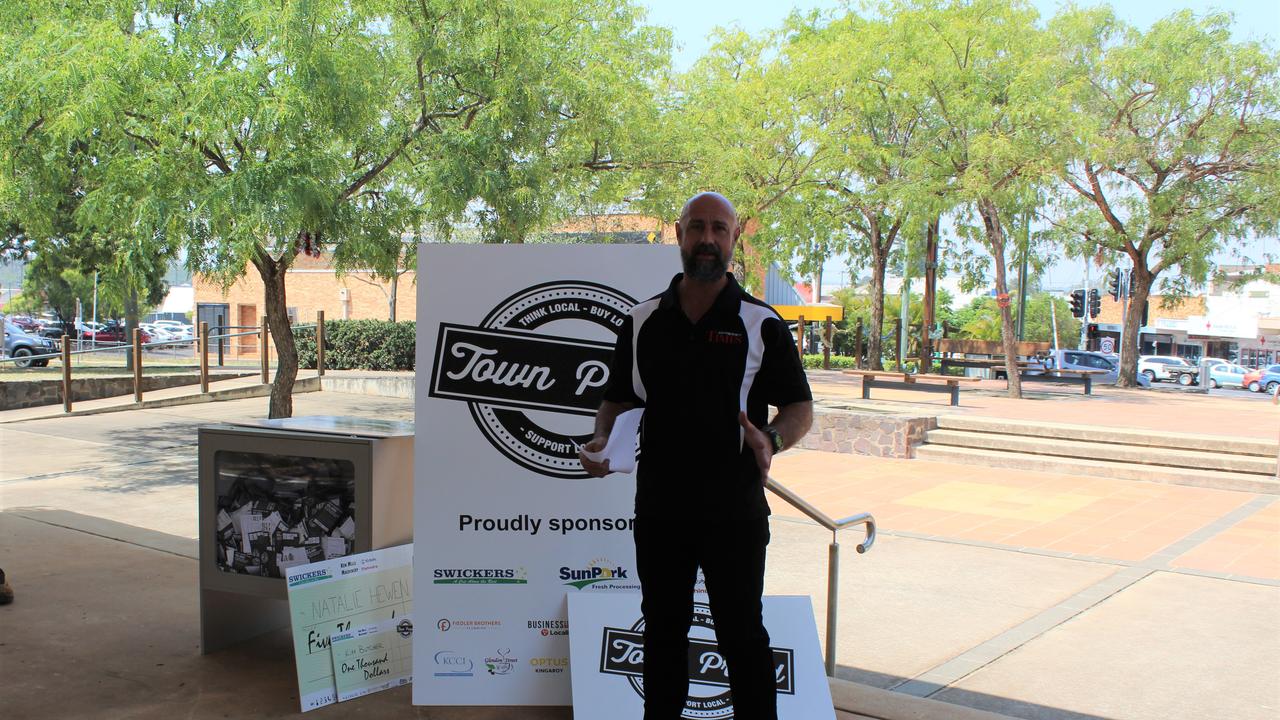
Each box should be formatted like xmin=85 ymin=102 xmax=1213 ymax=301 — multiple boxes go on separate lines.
xmin=260 ymin=318 xmax=270 ymax=384
xmin=133 ymin=328 xmax=143 ymax=403
xmin=199 ymin=322 xmax=210 ymax=394
xmin=62 ymin=336 xmax=72 ymax=413
xmin=796 ymin=314 xmax=805 ymax=359
xmin=317 ymin=310 xmax=326 ymax=378
xmin=823 ymin=316 xmax=832 ymax=371
xmin=216 ymin=314 xmax=225 ymax=367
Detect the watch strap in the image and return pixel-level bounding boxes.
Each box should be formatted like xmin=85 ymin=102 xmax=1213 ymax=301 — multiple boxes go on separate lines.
xmin=764 ymin=426 xmax=784 ymax=453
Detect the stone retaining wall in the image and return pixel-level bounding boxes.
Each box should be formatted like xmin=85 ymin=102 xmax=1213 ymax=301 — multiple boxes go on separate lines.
xmin=798 ymin=406 xmax=937 ymax=458
xmin=0 ymin=373 xmax=253 ymax=411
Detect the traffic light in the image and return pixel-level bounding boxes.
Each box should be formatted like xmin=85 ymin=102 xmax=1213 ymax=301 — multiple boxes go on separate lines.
xmin=1088 ymin=288 xmax=1100 ymax=317
xmin=1069 ymin=289 xmax=1085 ymax=318
xmin=1108 ymin=272 xmax=1121 ymax=300
xmin=1087 ymin=323 xmax=1099 ymax=340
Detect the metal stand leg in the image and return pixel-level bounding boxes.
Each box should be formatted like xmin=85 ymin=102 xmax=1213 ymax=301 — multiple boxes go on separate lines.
xmin=826 ymin=538 xmax=839 ymax=677
xmin=861 ymin=377 xmax=872 ymax=400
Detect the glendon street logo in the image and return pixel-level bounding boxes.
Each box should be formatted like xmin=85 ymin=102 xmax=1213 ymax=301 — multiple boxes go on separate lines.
xmin=427 ymin=281 xmax=637 ymax=478
xmin=599 ymin=603 xmax=795 ymax=719
xmin=560 ymin=557 xmax=639 ymax=591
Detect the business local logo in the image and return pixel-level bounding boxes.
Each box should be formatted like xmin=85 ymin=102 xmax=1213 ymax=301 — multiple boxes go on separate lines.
xmin=560 ymin=558 xmax=639 ymax=591
xmin=600 ymin=603 xmax=795 ymax=719
xmin=529 ymin=656 xmax=570 ymax=674
xmin=484 ymin=648 xmax=518 ymax=676
xmin=427 ymin=281 xmax=637 ymax=478
xmin=529 ymin=618 xmax=569 ymax=637
xmin=433 ymin=567 xmax=528 ymax=585
xmin=438 ymin=618 xmax=503 ymax=632
xmin=433 ymin=650 xmax=475 ymax=678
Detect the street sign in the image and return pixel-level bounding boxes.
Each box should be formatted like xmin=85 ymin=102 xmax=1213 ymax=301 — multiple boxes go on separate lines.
xmin=1100 ymin=337 xmax=1115 ymax=354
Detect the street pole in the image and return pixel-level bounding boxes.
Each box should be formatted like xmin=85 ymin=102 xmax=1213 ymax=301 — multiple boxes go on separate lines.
xmin=1081 ymin=262 xmax=1090 ymax=351
xmin=1016 ymin=211 xmax=1029 ymax=340
xmin=1119 ymin=269 xmax=1130 ymax=372
xmin=900 ymin=226 xmax=911 ymax=371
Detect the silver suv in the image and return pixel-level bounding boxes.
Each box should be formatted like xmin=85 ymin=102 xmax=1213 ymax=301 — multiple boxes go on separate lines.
xmin=1044 ymin=350 xmax=1152 ymax=387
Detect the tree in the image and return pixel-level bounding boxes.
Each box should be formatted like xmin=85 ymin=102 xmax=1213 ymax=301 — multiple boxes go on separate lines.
xmin=1052 ymin=8 xmax=1280 ymax=386
xmin=951 ymin=293 xmax=1079 ymax=346
xmin=5 ymin=0 xmax=671 ymax=417
xmin=884 ymin=0 xmax=1082 ymax=397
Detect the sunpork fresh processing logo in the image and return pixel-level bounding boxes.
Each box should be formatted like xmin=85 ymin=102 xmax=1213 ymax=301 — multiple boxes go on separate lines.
xmin=599 ymin=602 xmax=795 ymax=719
xmin=560 ymin=558 xmax=639 ymax=591
xmin=432 ymin=567 xmax=528 ymax=585
xmin=427 ymin=281 xmax=637 ymax=478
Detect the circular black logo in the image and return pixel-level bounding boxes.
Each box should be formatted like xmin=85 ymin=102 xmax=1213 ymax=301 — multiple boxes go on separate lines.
xmin=398 ymin=619 xmax=415 ymax=638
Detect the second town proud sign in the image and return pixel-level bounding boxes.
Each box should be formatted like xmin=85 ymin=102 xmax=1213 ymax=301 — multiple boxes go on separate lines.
xmin=414 ymin=244 xmax=678 ymax=706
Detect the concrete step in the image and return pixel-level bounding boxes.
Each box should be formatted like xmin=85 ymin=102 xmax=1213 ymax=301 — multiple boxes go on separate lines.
xmin=925 ymin=429 xmax=1278 ymax=476
xmin=913 ymin=444 xmax=1280 ymax=494
xmin=936 ymin=415 xmax=1279 ymax=457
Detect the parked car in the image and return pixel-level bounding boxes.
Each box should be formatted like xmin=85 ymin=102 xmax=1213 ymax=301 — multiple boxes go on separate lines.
xmin=1137 ymin=355 xmax=1194 ymax=383
xmin=1243 ymin=364 xmax=1280 ymax=393
xmin=3 ymin=320 xmax=59 ymax=368
xmin=1208 ymin=363 xmax=1249 ymax=390
xmin=82 ymin=321 xmax=152 ymax=344
xmin=1250 ymin=367 xmax=1280 ymax=394
xmin=1043 ymin=350 xmax=1152 ymax=387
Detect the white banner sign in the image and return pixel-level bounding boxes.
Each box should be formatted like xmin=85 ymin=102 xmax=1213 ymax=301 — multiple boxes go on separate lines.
xmin=413 ymin=244 xmax=679 ymax=706
xmin=567 ymin=593 xmax=835 ymax=720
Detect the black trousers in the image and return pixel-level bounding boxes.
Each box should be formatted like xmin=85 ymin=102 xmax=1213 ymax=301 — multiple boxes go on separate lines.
xmin=633 ymin=513 xmax=775 ymax=720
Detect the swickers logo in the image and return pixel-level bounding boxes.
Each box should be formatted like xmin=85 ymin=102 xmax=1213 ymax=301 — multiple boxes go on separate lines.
xmin=484 ymin=648 xmax=518 ymax=675
xmin=433 ymin=650 xmax=474 ymax=678
xmin=427 ymin=281 xmax=637 ymax=478
xmin=433 ymin=567 xmax=529 ymax=585
xmin=599 ymin=603 xmax=795 ymax=719
xmin=560 ymin=558 xmax=639 ymax=591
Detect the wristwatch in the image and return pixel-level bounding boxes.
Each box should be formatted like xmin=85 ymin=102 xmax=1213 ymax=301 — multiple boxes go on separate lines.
xmin=763 ymin=426 xmax=784 ymax=453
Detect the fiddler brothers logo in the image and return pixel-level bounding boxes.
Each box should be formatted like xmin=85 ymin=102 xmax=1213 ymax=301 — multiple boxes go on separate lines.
xmin=427 ymin=281 xmax=637 ymax=478
xmin=599 ymin=603 xmax=795 ymax=719
xmin=433 ymin=567 xmax=528 ymax=585
xmin=560 ymin=557 xmax=639 ymax=591
xmin=438 ymin=618 xmax=502 ymax=632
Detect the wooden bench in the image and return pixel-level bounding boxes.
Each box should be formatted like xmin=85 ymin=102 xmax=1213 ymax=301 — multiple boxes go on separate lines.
xmin=936 ymin=338 xmax=1052 ymax=375
xmin=844 ymin=369 xmax=981 ymax=406
xmin=1007 ymin=368 xmax=1106 ymax=395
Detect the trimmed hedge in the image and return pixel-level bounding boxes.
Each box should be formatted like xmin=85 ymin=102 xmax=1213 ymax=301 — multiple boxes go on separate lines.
xmin=801 ymin=354 xmax=859 ymax=370
xmin=294 ymin=319 xmax=415 ymax=371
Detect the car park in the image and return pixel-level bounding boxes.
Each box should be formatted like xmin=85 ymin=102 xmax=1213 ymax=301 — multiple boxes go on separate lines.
xmin=1243 ymin=364 xmax=1280 ymax=393
xmin=1137 ymin=355 xmax=1195 ymax=383
xmin=3 ymin=319 xmax=59 ymax=368
xmin=1042 ymin=350 xmax=1152 ymax=387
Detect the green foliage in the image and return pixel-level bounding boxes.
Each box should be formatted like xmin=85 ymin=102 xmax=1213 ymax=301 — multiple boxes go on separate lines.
xmin=801 ymin=354 xmax=859 ymax=370
xmin=294 ymin=320 xmax=416 ymax=371
xmin=949 ymin=294 xmax=1080 ymax=344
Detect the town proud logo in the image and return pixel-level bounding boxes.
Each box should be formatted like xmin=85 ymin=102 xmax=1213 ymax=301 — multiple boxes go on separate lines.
xmin=428 ymin=281 xmax=636 ymax=478
xmin=599 ymin=603 xmax=795 ymax=719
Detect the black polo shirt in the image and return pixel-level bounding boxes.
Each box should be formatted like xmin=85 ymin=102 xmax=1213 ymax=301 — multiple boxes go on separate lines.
xmin=603 ymin=273 xmax=812 ymax=518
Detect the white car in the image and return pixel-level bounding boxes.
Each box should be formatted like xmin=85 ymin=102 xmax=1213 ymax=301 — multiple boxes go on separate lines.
xmin=1137 ymin=355 xmax=1194 ymax=383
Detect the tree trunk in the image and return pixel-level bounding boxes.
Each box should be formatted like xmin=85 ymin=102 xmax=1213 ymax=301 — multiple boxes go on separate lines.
xmin=979 ymin=199 xmax=1022 ymax=399
xmin=868 ymin=248 xmax=888 ymax=371
xmin=388 ymin=273 xmax=398 ymax=322
xmin=253 ymin=251 xmax=299 ymax=419
xmin=919 ymin=218 xmax=939 ymax=373
xmin=123 ymin=287 xmax=139 ymax=372
xmin=1116 ymin=264 xmax=1153 ymax=388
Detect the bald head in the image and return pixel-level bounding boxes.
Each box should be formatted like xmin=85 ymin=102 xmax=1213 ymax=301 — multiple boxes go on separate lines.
xmin=679 ymin=192 xmax=739 ymax=226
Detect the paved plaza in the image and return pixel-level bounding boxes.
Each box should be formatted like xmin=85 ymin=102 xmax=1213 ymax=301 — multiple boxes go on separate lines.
xmin=0 ymin=373 xmax=1277 ymax=719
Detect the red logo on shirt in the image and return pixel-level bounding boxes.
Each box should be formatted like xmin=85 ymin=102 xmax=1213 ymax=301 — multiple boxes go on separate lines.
xmin=706 ymin=330 xmax=745 ymax=345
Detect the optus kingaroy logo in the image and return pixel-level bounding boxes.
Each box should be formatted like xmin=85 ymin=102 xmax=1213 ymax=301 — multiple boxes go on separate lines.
xmin=433 ymin=567 xmax=528 ymax=585
xmin=427 ymin=281 xmax=637 ymax=478
xmin=560 ymin=558 xmax=638 ymax=591
xmin=599 ymin=603 xmax=795 ymax=719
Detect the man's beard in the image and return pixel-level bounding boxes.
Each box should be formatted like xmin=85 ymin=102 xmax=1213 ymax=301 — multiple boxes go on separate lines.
xmin=681 ymin=243 xmax=728 ymax=282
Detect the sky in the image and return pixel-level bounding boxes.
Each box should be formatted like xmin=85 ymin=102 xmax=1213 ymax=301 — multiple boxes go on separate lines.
xmin=638 ymin=0 xmax=1280 ymax=292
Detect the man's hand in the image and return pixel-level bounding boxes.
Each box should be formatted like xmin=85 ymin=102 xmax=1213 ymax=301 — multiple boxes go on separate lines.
xmin=578 ymin=437 xmax=612 ymax=477
xmin=738 ymin=411 xmax=772 ymax=486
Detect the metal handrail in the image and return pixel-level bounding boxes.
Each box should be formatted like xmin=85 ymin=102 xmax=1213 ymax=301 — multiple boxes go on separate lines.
xmin=765 ymin=476 xmax=876 ymax=678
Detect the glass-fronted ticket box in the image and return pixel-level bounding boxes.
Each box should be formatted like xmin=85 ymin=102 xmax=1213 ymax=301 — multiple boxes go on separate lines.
xmin=197 ymin=416 xmax=413 ymax=653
